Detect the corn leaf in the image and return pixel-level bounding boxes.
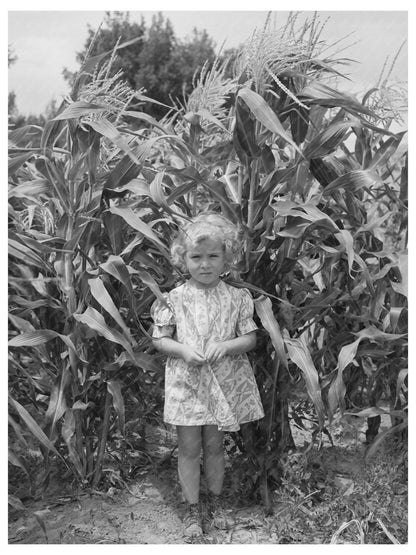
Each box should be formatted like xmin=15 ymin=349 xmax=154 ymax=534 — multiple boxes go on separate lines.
xmin=123 ymin=110 xmax=170 ymax=134
xmin=45 ymin=368 xmax=70 ymax=435
xmin=327 ymin=338 xmax=361 ymax=421
xmin=103 ymin=151 xmax=140 ymax=191
xmin=285 ymin=336 xmax=325 ymax=427
xmin=149 ymin=171 xmax=170 ymax=209
xmin=107 ymin=379 xmax=125 ymax=435
xmin=100 ymin=255 xmax=135 ymax=303
xmin=40 ymin=110 xmax=67 ymax=151
xmin=131 ymin=134 xmax=181 ymax=166
xmin=219 ymin=172 xmax=239 ymax=204
xmin=303 ymin=121 xmax=352 ymax=159
xmin=9 ymin=238 xmax=48 ymax=270
xmin=234 ymin=99 xmax=261 ymax=159
xmin=52 ymin=101 xmax=110 ymax=121
xmin=73 ymin=306 xmax=135 ymax=358
xmin=8 ymin=313 xmax=36 ymax=333
xmin=272 ymin=200 xmax=338 ymax=230
xmin=237 ymin=88 xmax=302 ymax=155
xmin=112 ymin=178 xmax=150 ymax=197
xmin=88 ymin=277 xmax=135 ymax=343
xmin=14 ymin=232 xmax=64 ymax=255
xmin=8 ymin=329 xmax=81 ymax=358
xmin=299 ymin=80 xmax=376 ymax=117
xmin=254 ymin=296 xmax=288 ymax=370
xmin=200 ymin=180 xmax=242 ymax=223
xmin=328 ymin=322 xmax=407 ymax=421
xmin=322 ymin=169 xmax=383 ymax=196
xmin=8 ymin=414 xmax=29 ymax=447
xmin=9 ymin=397 xmax=59 ymax=455
xmin=395 ymin=368 xmax=408 ymax=407
xmin=367 ymin=132 xmax=406 ymax=171
xmin=136 ymin=269 xmax=166 ymax=303
xmin=61 ymin=408 xmax=76 ymax=445
xmin=376 ymin=519 xmax=401 ymax=545
xmin=34 ymin=158 xmax=69 ymax=211
xmin=289 ymin=105 xmax=309 ymax=145
xmin=388 ymin=306 xmax=407 ymax=333
xmin=61 ymin=409 xmax=84 ymax=478
xmin=8 ymin=495 xmax=26 ymax=511
xmin=88 ymin=118 xmax=140 ymax=165
xmin=8 ymin=179 xmax=50 ymax=199
xmin=9 ymin=124 xmax=40 ymax=147
xmin=8 ymin=152 xmax=34 ymax=175
xmin=345 ymin=407 xmax=406 ymax=419
xmin=108 ymin=206 xmax=170 ymax=257
xmin=355 ymin=326 xmax=407 ymax=342
xmin=391 ymin=252 xmax=407 ymax=298
xmin=8 ymin=449 xmax=30 ymax=477
xmin=197 ymin=108 xmax=230 ymax=134
xmin=8 ymin=328 xmax=82 ymax=359
xmin=102 ymin=211 xmax=125 ymax=255
xmin=335 ymin=229 xmax=355 ymax=275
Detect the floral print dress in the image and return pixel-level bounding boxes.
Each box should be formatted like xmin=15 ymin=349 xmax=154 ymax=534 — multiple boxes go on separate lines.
xmin=151 ymin=279 xmax=264 ymax=431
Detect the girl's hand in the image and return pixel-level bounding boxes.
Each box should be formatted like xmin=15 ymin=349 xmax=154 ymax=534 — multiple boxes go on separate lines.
xmin=204 ymin=341 xmax=228 ymax=364
xmin=181 ymin=345 xmax=206 ymax=366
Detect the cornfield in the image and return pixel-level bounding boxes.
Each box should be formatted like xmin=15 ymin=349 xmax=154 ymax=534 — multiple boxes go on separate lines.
xmin=8 ymin=13 xmax=407 ymax=513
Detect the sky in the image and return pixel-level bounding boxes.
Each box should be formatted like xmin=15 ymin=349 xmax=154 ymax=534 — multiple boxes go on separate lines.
xmin=7 ymin=2 xmax=410 ymax=117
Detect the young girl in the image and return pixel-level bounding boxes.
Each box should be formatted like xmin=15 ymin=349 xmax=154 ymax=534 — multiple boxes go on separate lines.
xmin=151 ymin=213 xmax=264 ymax=538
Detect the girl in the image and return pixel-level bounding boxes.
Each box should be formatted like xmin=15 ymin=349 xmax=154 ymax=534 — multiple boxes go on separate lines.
xmin=151 ymin=213 xmax=264 ymax=538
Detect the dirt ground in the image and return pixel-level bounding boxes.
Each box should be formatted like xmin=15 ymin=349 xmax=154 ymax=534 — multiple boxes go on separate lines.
xmin=8 ymin=416 xmax=408 ymax=545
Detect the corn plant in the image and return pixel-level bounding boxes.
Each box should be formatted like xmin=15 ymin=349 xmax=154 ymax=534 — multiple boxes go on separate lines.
xmin=8 ymin=39 xmax=175 ymax=492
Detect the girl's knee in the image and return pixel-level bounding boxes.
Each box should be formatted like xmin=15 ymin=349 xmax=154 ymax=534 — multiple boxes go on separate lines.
xmin=203 ymin=426 xmax=224 ymax=456
xmin=177 ymin=426 xmax=202 ymax=458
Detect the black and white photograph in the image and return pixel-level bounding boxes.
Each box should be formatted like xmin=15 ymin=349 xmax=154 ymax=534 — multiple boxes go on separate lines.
xmin=7 ymin=1 xmax=409 ymax=546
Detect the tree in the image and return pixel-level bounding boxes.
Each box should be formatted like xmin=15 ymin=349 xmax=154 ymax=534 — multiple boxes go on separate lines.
xmin=64 ymin=11 xmax=217 ymax=119
xmin=63 ymin=11 xmax=147 ymax=89
xmin=133 ymin=13 xmax=177 ymax=117
xmin=168 ymin=28 xmax=217 ymax=99
xmin=8 ymin=46 xmax=18 ymax=117
xmin=8 ymin=45 xmax=17 ymax=67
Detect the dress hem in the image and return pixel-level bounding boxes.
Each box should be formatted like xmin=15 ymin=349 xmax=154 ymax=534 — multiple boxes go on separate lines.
xmin=164 ymin=415 xmax=264 ymax=430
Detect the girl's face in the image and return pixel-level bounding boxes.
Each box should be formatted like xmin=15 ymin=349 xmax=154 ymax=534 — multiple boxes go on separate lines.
xmin=185 ymin=237 xmax=225 ymax=288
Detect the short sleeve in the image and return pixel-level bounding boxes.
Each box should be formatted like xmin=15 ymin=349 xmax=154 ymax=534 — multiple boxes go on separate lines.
xmin=150 ymin=294 xmax=176 ymax=339
xmin=236 ymin=288 xmax=258 ymax=336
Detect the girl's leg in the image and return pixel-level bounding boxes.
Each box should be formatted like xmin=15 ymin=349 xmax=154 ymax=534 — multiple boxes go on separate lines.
xmin=202 ymin=425 xmax=225 ymax=495
xmin=177 ymin=425 xmax=202 ymax=503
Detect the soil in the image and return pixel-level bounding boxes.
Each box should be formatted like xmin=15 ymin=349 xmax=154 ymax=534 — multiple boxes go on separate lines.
xmin=8 ymin=415 xmax=408 ymax=545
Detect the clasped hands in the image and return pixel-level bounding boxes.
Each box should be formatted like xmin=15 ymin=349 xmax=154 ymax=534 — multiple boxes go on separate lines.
xmin=182 ymin=341 xmax=227 ymax=366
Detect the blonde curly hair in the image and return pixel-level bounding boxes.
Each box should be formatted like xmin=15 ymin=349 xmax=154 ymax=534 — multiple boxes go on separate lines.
xmin=171 ymin=213 xmax=242 ymax=273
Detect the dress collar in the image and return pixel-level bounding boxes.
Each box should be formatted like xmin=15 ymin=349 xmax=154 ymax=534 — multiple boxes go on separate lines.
xmin=186 ymin=278 xmax=224 ymax=292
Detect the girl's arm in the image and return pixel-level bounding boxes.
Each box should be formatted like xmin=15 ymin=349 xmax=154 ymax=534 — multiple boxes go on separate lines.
xmin=205 ymin=331 xmax=256 ymax=363
xmin=152 ymin=337 xmax=206 ymax=365
xmin=223 ymin=331 xmax=256 ymax=355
